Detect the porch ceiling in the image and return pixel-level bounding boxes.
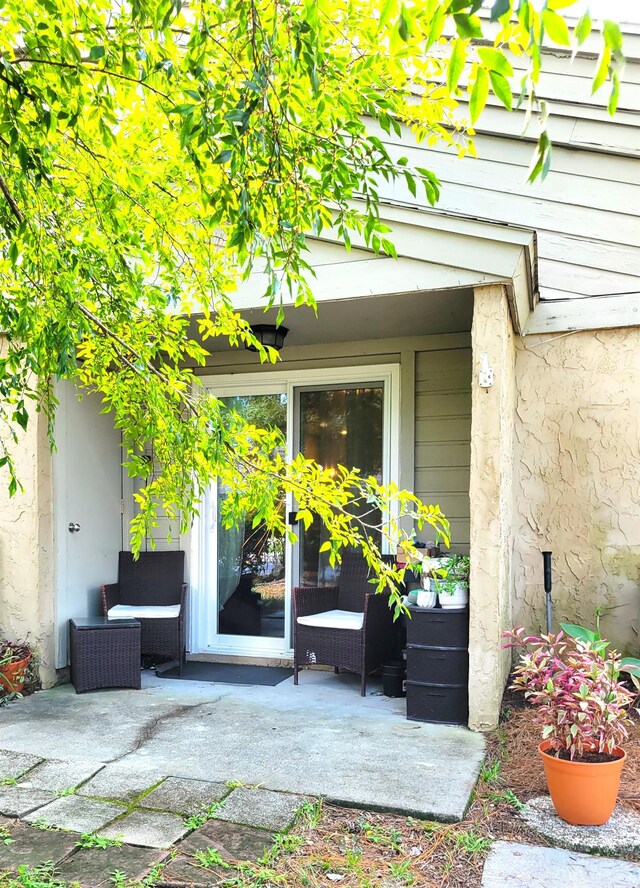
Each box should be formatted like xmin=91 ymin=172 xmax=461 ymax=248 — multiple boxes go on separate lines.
xmin=194 ymin=287 xmax=474 ymax=351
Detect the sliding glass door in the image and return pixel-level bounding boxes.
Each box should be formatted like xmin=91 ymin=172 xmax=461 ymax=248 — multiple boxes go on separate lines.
xmin=191 ymin=366 xmax=398 ymax=657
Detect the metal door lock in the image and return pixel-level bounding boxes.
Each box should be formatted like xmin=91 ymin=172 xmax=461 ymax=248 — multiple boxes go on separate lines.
xmin=68 ymin=522 xmax=81 ymax=533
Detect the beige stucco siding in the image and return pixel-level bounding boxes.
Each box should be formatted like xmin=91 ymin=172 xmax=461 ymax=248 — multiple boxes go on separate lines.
xmin=513 ymin=327 xmax=640 ymax=656
xmin=468 ymin=284 xmax=516 ymax=731
xmin=0 ymin=407 xmax=56 ymax=686
xmin=414 ymin=345 xmax=471 ymax=552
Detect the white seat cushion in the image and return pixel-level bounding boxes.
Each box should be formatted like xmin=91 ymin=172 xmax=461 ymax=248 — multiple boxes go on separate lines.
xmin=107 ymin=604 xmax=181 ymax=620
xmin=296 ymin=609 xmax=364 ymax=631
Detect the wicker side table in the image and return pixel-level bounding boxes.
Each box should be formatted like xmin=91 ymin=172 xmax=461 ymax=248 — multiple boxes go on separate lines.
xmin=70 ymin=617 xmax=141 ymax=693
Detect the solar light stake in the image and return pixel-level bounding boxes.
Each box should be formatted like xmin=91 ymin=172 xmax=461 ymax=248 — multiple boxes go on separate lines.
xmin=542 ymin=551 xmax=553 ymax=634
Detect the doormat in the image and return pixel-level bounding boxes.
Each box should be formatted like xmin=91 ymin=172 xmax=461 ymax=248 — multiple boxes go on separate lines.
xmin=157 ymin=661 xmax=294 ymax=686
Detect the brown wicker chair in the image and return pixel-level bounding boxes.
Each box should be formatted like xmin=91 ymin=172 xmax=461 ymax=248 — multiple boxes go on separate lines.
xmin=101 ymin=551 xmax=187 ymax=675
xmin=293 ymin=549 xmax=397 ymax=695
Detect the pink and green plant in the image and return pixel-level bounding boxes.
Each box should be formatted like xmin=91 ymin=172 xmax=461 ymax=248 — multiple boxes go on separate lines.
xmin=502 ymin=627 xmax=639 ymax=761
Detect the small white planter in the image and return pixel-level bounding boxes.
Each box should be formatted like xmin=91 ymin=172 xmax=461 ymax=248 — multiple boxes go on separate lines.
xmin=438 ymin=581 xmax=469 ymax=609
xmin=417 ymin=577 xmax=437 ymax=609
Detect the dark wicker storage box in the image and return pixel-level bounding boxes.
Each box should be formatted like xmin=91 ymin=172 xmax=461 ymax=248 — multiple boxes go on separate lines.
xmin=406 ymin=680 xmax=468 ymax=725
xmin=405 ymin=645 xmax=469 ymax=685
xmin=406 ymin=606 xmax=469 ymax=647
xmin=70 ymin=617 xmax=141 ymax=693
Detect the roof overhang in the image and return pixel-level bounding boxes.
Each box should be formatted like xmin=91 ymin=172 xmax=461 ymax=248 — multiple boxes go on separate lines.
xmin=230 ymin=201 xmax=538 ymax=335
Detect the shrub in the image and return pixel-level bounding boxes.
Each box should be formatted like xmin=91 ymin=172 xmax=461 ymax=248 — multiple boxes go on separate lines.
xmin=502 ymin=627 xmax=638 ymax=760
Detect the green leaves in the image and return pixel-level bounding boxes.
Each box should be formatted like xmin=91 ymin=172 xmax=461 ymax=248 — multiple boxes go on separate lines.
xmin=469 ymin=67 xmax=489 ymax=123
xmin=477 ymin=48 xmax=513 ymax=79
xmin=542 ymin=10 xmax=570 ymax=46
xmin=489 ymin=72 xmax=512 ymax=111
xmin=447 ymin=38 xmax=467 ymax=92
xmin=575 ymin=13 xmax=592 ymax=46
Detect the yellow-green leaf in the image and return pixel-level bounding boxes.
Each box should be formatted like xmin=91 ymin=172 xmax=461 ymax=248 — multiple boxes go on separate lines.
xmin=542 ymin=10 xmax=570 ymax=46
xmin=469 ymin=67 xmax=489 ymax=124
xmin=447 ymin=38 xmax=467 ymax=93
xmin=489 ymin=71 xmax=512 ymax=111
xmin=477 ymin=47 xmax=513 ymax=78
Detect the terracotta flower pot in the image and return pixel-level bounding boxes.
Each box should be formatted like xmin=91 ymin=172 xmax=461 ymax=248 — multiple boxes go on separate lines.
xmin=538 ymin=739 xmax=626 ymax=826
xmin=0 ymin=654 xmax=32 ymax=693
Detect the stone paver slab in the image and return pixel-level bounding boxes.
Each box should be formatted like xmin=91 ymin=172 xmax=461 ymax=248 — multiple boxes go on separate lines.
xmin=481 ymin=840 xmax=640 ymax=887
xmin=99 ymin=810 xmax=189 ymax=849
xmin=158 ymin=856 xmax=222 ymax=886
xmin=522 ymin=797 xmax=640 ymax=856
xmin=214 ymin=787 xmax=304 ymax=831
xmin=77 ymin=764 xmax=163 ymax=803
xmin=0 ymin=786 xmax=56 ymax=818
xmin=0 ymin=818 xmax=77 ymax=871
xmin=25 ymin=796 xmax=126 ymax=833
xmin=140 ymin=777 xmax=228 ymax=816
xmin=19 ymin=759 xmax=104 ymax=793
xmin=178 ymin=818 xmax=274 ymax=862
xmin=0 ymin=751 xmax=42 ymax=781
xmin=56 ymin=844 xmax=168 ymax=887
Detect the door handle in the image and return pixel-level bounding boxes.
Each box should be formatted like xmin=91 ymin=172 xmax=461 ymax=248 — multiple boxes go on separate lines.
xmin=68 ymin=522 xmax=81 ymax=533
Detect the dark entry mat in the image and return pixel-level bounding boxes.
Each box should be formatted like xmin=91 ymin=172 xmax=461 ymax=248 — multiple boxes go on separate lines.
xmin=157 ymin=661 xmax=293 ymax=686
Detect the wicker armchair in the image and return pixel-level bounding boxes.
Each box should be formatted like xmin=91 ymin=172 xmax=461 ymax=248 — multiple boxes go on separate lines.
xmin=293 ymin=549 xmax=397 ymax=695
xmin=101 ymin=551 xmax=187 ymax=675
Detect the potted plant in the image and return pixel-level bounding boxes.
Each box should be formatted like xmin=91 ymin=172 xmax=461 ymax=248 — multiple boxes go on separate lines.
xmin=502 ymin=627 xmax=639 ymax=826
xmin=435 ymin=555 xmax=469 ymax=609
xmin=0 ymin=640 xmax=33 ymax=695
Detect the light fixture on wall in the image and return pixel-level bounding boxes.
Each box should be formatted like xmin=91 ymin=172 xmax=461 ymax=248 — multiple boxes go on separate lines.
xmin=245 ymin=324 xmax=289 ymax=353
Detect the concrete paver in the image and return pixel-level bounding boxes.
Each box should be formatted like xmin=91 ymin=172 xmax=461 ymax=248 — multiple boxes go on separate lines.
xmin=99 ymin=810 xmax=190 ymax=849
xmin=0 ymin=751 xmax=41 ymax=781
xmin=214 ymin=787 xmax=305 ymax=831
xmin=522 ymin=796 xmax=640 ymax=856
xmin=56 ymin=844 xmax=168 ymax=887
xmin=18 ymin=759 xmax=104 ymax=793
xmin=481 ymin=840 xmax=640 ymax=887
xmin=177 ymin=818 xmax=275 ymax=861
xmin=0 ymin=817 xmax=77 ymax=870
xmin=140 ymin=776 xmax=229 ymax=816
xmin=25 ymin=796 xmax=126 ymax=833
xmin=78 ymin=764 xmax=164 ymax=803
xmin=0 ymin=786 xmax=56 ymax=818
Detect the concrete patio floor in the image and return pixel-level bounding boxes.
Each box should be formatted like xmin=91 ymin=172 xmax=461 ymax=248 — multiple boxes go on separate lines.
xmin=0 ymin=669 xmax=485 ymax=822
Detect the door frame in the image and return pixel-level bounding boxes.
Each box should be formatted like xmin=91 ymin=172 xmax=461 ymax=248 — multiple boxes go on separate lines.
xmin=191 ymin=364 xmax=400 ymax=657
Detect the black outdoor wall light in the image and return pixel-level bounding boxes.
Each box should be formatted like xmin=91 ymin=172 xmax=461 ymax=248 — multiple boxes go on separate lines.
xmin=245 ymin=323 xmax=289 ymax=352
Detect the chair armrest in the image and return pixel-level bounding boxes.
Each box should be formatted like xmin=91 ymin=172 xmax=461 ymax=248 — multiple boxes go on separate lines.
xmin=293 ymin=586 xmax=339 ymax=618
xmin=100 ymin=583 xmax=120 ymax=615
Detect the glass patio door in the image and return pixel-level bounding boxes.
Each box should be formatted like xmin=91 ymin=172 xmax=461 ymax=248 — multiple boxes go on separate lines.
xmin=190 ymin=366 xmax=397 ymax=657
xmin=293 ymin=384 xmax=384 ymax=590
xmin=193 ymin=383 xmax=290 ymax=657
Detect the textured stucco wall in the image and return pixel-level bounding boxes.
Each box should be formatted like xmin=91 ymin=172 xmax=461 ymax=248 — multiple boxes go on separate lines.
xmin=0 ymin=406 xmax=56 ymax=687
xmin=513 ymin=328 xmax=640 ymax=655
xmin=468 ymin=284 xmax=516 ymax=731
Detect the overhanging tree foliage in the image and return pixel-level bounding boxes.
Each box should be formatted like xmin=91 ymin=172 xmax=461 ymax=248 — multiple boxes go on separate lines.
xmin=0 ymin=0 xmax=624 ymax=594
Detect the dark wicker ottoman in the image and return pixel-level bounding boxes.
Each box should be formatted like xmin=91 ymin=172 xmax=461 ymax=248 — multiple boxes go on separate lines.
xmin=70 ymin=617 xmax=141 ymax=693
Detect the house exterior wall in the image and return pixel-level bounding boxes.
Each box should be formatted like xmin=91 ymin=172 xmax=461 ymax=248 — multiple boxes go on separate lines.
xmin=0 ymin=407 xmax=57 ymax=687
xmin=141 ymin=332 xmax=474 ymax=556
xmin=468 ymin=284 xmax=516 ymax=731
xmin=512 ymin=326 xmax=640 ymax=656
xmin=414 ymin=346 xmax=471 ymax=553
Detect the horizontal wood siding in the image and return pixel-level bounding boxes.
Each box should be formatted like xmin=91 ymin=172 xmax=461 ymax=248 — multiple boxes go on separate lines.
xmin=414 ymin=346 xmax=471 ymax=553
xmin=365 ymin=75 xmax=640 ymax=307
